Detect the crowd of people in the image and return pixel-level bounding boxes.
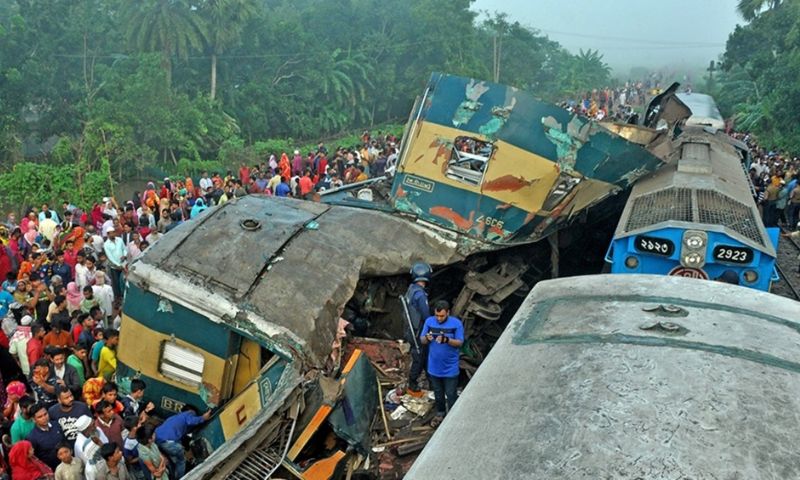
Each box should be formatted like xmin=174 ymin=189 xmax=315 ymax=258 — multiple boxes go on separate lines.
xmin=0 ymin=130 xmax=403 ymax=479
xmin=735 ymin=132 xmax=800 ymax=232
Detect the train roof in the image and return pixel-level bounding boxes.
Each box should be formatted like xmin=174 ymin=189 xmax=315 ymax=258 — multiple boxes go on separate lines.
xmin=127 ymin=195 xmax=465 ymax=365
xmin=407 ymin=274 xmax=800 ymax=479
xmin=615 ymin=127 xmax=775 ymax=255
xmin=676 ymin=92 xmax=724 ymax=129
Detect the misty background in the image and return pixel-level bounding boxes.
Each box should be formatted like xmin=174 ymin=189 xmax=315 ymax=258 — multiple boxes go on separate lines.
xmin=473 ymin=0 xmax=742 ymax=78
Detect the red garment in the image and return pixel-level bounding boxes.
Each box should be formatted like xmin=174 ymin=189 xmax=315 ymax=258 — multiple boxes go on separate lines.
xmin=91 ymin=205 xmax=104 ymax=230
xmin=9 ymin=440 xmax=52 ymax=480
xmin=0 ymin=247 xmax=11 ymax=283
xmin=71 ymin=323 xmax=83 ymax=345
xmin=299 ymin=176 xmax=313 ymax=196
xmin=239 ymin=166 xmax=251 ymax=186
xmin=279 ymin=153 xmax=291 ymax=181
xmin=317 ymin=157 xmax=328 ymax=176
xmin=27 ymin=337 xmax=43 ymax=367
xmin=0 ymin=330 xmax=8 ymax=350
xmin=63 ymin=248 xmax=78 ymax=269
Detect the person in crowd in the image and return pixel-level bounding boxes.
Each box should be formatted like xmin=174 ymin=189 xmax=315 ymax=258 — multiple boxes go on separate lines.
xmin=27 ymin=324 xmax=46 ymax=369
xmin=81 ymin=286 xmax=100 ymax=315
xmin=67 ymin=343 xmax=89 ymax=386
xmin=95 ymin=400 xmax=124 ymax=448
xmin=49 ymin=348 xmax=82 ymax=398
xmin=103 ymin=228 xmax=126 ymax=298
xmin=136 ymin=425 xmax=168 ymax=480
xmin=93 ymin=272 xmax=114 ymax=322
xmin=96 ymin=442 xmax=128 ymax=480
xmin=74 ymin=413 xmax=108 ymax=480
xmin=27 ymin=401 xmax=66 ymax=469
xmin=155 ymin=405 xmax=211 ymax=479
xmin=419 ymin=300 xmax=464 ymax=428
xmin=43 ymin=317 xmax=74 ymax=350
xmin=49 ymin=385 xmax=91 ymax=449
xmin=9 ymin=439 xmax=53 ymax=480
xmin=4 ymin=380 xmax=27 ymax=421
xmin=30 ymin=358 xmax=58 ymax=407
xmin=9 ymin=314 xmax=33 ymax=375
xmin=55 ymin=441 xmax=84 ymax=480
xmin=97 ymin=329 xmax=118 ymax=381
xmin=11 ymin=396 xmax=37 ymax=444
xmin=404 ymin=262 xmax=432 ymax=394
xmin=121 ymin=379 xmax=154 ymax=420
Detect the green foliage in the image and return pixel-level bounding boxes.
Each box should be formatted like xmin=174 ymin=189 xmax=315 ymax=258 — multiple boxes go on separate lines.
xmin=0 ymin=161 xmax=113 ymax=212
xmin=0 ymin=0 xmax=613 ymax=207
xmin=715 ymin=0 xmax=800 ymax=152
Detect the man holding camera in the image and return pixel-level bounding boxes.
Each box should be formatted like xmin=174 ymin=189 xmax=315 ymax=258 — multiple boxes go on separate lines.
xmin=420 ymin=300 xmax=464 ymax=428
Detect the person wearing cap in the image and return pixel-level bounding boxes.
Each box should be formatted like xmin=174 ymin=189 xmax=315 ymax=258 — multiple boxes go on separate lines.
xmin=9 ymin=314 xmax=33 ymax=375
xmin=292 ymin=149 xmax=303 ymax=176
xmin=74 ymin=413 xmax=109 ymax=479
xmin=404 ymin=262 xmax=432 ymax=393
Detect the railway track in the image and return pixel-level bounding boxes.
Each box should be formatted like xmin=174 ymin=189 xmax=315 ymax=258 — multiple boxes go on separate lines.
xmin=775 ymin=226 xmax=800 ymax=301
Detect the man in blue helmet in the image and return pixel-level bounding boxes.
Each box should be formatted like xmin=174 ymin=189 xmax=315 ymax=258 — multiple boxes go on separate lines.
xmin=404 ymin=262 xmax=432 ymax=393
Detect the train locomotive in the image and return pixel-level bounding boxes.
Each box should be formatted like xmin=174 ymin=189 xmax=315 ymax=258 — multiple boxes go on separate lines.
xmin=606 ymin=98 xmax=779 ymax=289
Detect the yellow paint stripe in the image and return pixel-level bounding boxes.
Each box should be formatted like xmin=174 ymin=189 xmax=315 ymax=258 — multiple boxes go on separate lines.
xmin=117 ymin=314 xmax=228 ymax=394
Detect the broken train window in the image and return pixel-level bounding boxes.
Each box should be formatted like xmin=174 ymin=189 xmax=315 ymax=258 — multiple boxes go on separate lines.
xmin=446 ymin=136 xmax=494 ymax=186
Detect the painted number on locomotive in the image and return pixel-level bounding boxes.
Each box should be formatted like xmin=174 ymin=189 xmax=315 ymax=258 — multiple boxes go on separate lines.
xmin=713 ymin=245 xmax=753 ymax=264
xmin=475 ymin=215 xmax=504 ymax=230
xmin=634 ymin=235 xmax=674 ymax=256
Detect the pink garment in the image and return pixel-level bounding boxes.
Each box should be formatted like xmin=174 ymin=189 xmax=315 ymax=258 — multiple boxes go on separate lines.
xmin=66 ymin=281 xmax=82 ymax=311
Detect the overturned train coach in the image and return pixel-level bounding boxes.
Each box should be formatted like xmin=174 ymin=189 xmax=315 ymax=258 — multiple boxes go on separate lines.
xmin=606 ymin=93 xmax=778 ymax=290
xmin=116 ymin=73 xmax=681 ymax=479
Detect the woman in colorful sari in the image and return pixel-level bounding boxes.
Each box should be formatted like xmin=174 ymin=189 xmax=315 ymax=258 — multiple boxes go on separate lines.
xmin=279 ymin=152 xmax=291 ymax=181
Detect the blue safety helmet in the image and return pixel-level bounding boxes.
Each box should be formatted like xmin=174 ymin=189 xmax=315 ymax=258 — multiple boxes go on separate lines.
xmin=410 ymin=262 xmax=432 ymax=283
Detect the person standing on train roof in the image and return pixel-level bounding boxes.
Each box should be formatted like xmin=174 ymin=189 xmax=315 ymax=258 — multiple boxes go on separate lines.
xmin=420 ymin=300 xmax=464 ymax=428
xmin=404 ymin=262 xmax=432 ymax=394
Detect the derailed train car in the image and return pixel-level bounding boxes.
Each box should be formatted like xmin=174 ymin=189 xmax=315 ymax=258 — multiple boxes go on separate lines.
xmin=407 ymin=274 xmax=800 ymax=479
xmin=606 ymin=92 xmax=778 ymax=290
xmin=117 ymin=73 xmax=682 ymax=478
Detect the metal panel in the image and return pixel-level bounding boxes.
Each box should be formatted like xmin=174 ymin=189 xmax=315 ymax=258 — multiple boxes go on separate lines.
xmin=624 ymin=187 xmax=693 ymax=232
xmin=696 ymin=190 xmax=764 ymax=247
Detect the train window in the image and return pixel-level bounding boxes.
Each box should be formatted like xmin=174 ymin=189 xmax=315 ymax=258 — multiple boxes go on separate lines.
xmin=159 ymin=342 xmax=205 ymax=386
xmin=446 ymin=136 xmax=494 ymax=186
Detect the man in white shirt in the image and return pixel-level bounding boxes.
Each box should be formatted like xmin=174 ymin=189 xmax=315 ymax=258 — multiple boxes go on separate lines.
xmin=199 ymin=171 xmax=213 ymax=191
xmin=92 ymin=271 xmax=114 ymax=320
xmin=103 ymin=228 xmax=126 ymax=298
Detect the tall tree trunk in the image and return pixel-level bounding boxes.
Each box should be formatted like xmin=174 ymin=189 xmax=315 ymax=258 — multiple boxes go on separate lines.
xmin=210 ymin=52 xmax=217 ymax=100
xmin=162 ymin=47 xmax=172 ymax=88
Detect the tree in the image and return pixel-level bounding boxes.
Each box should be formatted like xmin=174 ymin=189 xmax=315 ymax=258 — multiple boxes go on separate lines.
xmin=736 ymin=0 xmax=783 ymax=20
xmin=125 ymin=0 xmax=206 ymax=87
xmin=198 ymin=0 xmax=258 ymax=100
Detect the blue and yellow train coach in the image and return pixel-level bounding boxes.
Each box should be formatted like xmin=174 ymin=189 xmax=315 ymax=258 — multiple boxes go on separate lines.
xmin=607 ymin=127 xmax=779 ymax=291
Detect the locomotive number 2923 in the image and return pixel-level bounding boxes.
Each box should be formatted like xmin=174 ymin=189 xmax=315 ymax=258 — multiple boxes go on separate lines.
xmin=713 ymin=245 xmax=753 ymax=264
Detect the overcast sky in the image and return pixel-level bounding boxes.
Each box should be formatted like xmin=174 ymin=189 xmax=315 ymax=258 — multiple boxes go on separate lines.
xmin=471 ymin=0 xmax=743 ymax=76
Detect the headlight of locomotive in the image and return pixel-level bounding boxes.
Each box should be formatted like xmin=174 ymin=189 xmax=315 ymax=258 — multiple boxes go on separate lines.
xmin=680 ymin=230 xmax=707 ymax=268
xmin=625 ymin=256 xmax=639 ymax=269
xmin=683 ymin=253 xmax=703 ymax=267
xmin=743 ymin=270 xmax=758 ymax=283
xmin=684 ymin=233 xmax=705 ymax=249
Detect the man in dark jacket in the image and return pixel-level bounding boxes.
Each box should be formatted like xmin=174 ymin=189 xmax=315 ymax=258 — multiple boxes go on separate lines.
xmin=404 ymin=262 xmax=432 ymax=393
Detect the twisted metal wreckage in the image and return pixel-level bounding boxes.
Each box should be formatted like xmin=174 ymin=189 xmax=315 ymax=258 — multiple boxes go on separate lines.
xmin=116 ymin=74 xmax=691 ymax=479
